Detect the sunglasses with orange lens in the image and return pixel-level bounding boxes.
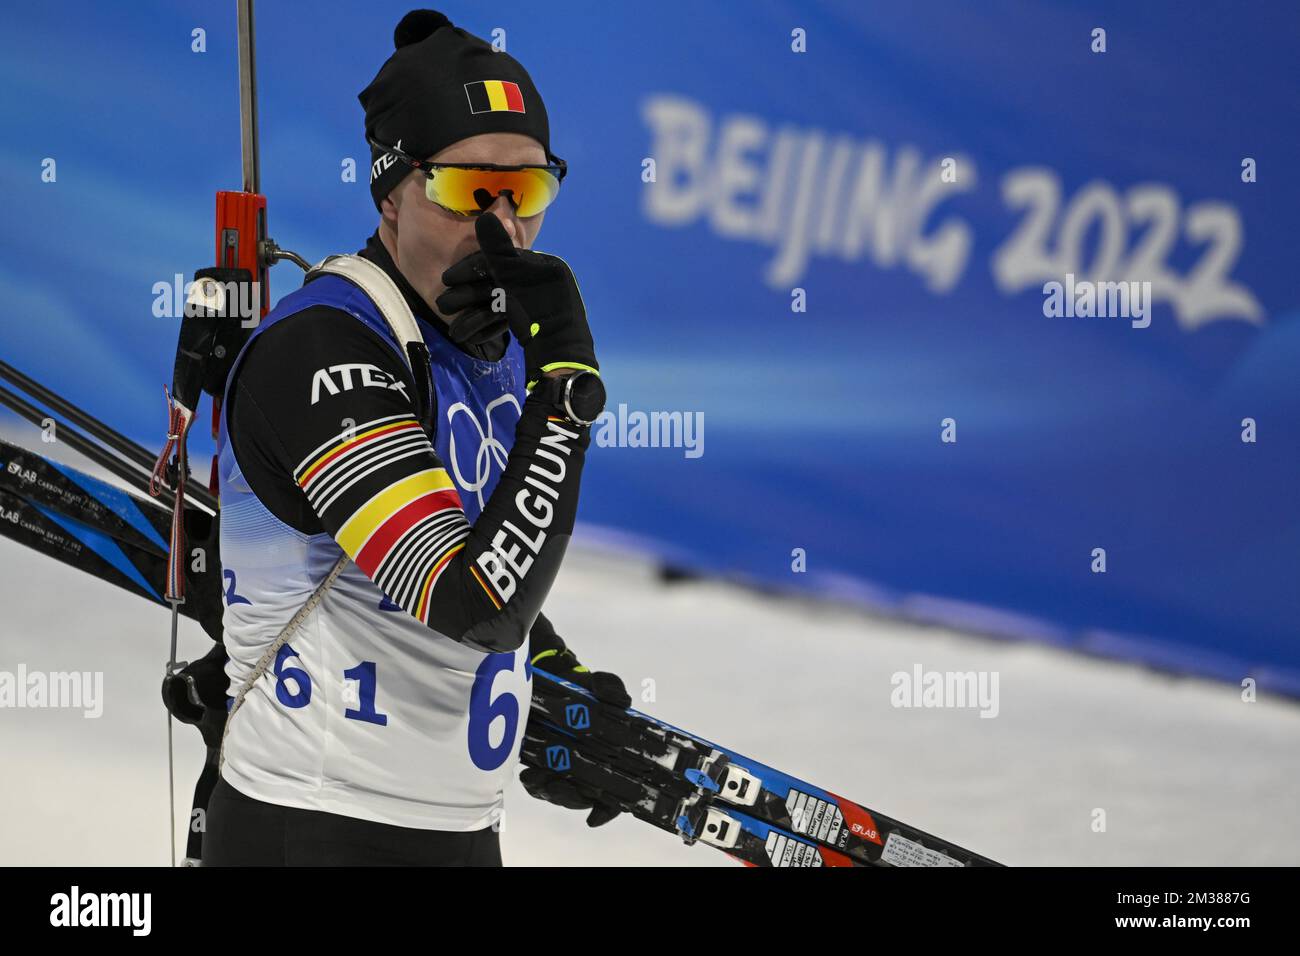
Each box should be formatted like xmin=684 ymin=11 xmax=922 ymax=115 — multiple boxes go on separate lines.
xmin=368 ymin=135 xmax=566 ymax=218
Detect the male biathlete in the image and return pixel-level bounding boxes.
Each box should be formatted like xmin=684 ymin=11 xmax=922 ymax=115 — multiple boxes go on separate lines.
xmin=198 ymin=8 xmax=629 ymax=866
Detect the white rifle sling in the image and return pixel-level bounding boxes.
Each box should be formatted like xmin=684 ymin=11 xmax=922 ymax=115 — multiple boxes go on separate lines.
xmin=308 ymin=254 xmax=427 ymax=366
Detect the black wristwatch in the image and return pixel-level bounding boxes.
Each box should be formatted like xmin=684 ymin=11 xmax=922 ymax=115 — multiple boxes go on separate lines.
xmin=533 ymin=369 xmax=605 ymax=426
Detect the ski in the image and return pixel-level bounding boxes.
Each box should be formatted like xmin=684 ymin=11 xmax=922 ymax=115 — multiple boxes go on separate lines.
xmin=0 ymin=441 xmax=223 ymax=639
xmin=0 ymin=438 xmax=172 ymax=556
xmin=521 ymin=716 xmax=860 ymax=866
xmin=528 ymin=668 xmax=1002 ymax=867
xmin=0 ymin=483 xmax=173 ymax=607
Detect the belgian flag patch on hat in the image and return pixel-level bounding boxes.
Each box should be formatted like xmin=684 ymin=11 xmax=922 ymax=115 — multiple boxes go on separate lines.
xmin=464 ymin=80 xmax=525 ymax=114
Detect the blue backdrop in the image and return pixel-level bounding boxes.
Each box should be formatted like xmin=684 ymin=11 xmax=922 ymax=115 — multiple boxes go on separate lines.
xmin=2 ymin=1 xmax=1297 ymax=692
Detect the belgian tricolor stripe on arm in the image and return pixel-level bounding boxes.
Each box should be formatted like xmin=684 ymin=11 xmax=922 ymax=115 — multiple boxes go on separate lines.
xmin=464 ymin=80 xmax=525 ymax=114
xmin=293 ymin=414 xmax=507 ymax=624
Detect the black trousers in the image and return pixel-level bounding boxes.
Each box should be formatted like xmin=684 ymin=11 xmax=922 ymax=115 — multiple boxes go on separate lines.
xmin=203 ymin=777 xmax=503 ymax=866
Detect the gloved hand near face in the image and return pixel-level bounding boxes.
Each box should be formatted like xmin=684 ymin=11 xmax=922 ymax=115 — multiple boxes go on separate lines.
xmin=436 ymin=212 xmax=599 ymax=387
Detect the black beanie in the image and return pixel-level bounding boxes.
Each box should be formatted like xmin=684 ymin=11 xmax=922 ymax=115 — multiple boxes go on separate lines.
xmin=359 ymin=9 xmax=555 ymax=212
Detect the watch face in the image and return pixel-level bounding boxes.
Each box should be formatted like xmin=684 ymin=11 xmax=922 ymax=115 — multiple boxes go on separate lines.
xmin=567 ymin=371 xmax=606 ymax=423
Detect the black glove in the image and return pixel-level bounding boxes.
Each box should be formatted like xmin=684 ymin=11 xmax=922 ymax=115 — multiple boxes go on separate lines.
xmin=528 ymin=614 xmax=631 ymax=710
xmin=520 ymin=617 xmax=629 ymax=827
xmin=162 ymin=642 xmax=229 ymax=751
xmin=519 ymin=765 xmax=624 ymax=828
xmin=436 ymin=213 xmax=598 ymax=387
xmin=535 ymin=646 xmax=631 ymax=710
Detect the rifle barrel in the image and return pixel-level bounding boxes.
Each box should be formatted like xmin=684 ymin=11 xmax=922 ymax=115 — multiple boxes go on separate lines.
xmin=237 ymin=0 xmax=260 ymax=194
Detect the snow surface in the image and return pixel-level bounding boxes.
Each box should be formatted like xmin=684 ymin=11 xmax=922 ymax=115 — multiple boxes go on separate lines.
xmin=1 ymin=433 xmax=1298 ymax=865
